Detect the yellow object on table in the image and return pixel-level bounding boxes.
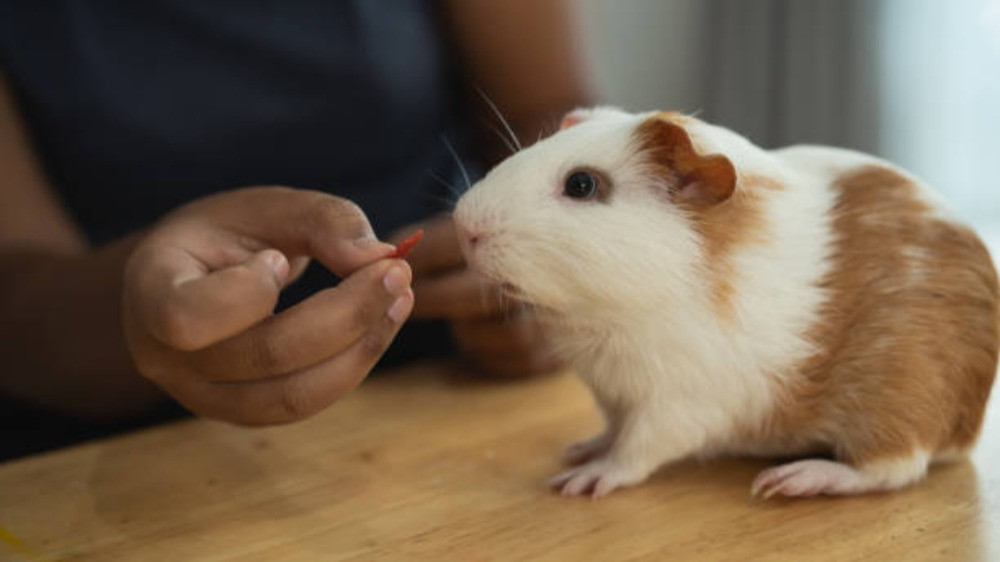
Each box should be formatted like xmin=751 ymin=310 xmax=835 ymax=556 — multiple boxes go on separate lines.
xmin=1 ymin=363 xmax=998 ymax=561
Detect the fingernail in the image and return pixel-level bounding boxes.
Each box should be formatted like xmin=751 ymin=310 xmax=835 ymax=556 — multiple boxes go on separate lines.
xmin=264 ymin=251 xmax=289 ymax=282
xmin=387 ymin=292 xmax=413 ymax=324
xmin=382 ymin=266 xmax=410 ymax=295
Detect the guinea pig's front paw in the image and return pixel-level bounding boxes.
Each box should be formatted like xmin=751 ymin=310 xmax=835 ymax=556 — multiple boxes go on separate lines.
xmin=549 ymin=458 xmax=647 ymax=498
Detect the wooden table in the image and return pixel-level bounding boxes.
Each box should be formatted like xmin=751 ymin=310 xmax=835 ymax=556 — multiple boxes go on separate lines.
xmin=1 ymin=363 xmax=998 ymax=561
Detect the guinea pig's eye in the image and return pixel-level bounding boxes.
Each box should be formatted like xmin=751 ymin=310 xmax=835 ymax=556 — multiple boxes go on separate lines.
xmin=563 ymin=170 xmax=599 ymax=200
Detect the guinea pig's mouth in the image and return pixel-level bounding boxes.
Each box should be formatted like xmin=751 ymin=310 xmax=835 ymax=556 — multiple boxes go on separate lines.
xmin=455 ymin=226 xmax=539 ymax=306
xmin=472 ymin=268 xmax=533 ymax=306
xmin=472 ymin=267 xmax=524 ymax=299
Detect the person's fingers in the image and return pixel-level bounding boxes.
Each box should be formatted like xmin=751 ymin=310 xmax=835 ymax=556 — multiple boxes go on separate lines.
xmin=451 ymin=314 xmax=562 ymax=377
xmin=451 ymin=311 xmax=535 ymax=353
xmin=285 ymin=255 xmax=311 ymax=287
xmin=476 ymin=351 xmax=561 ymax=378
xmin=180 ymin=187 xmax=396 ymax=277
xmin=395 ymin=214 xmax=465 ymax=276
xmin=187 ymin=260 xmax=413 ymax=381
xmin=129 ymin=246 xmax=290 ymax=351
xmin=411 ymin=270 xmax=506 ymax=319
xmin=163 ymin=290 xmax=414 ymax=425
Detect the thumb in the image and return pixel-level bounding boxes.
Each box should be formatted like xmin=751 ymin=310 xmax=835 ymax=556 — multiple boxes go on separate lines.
xmin=139 ymin=248 xmax=290 ymax=351
xmin=245 ymin=248 xmax=291 ymax=287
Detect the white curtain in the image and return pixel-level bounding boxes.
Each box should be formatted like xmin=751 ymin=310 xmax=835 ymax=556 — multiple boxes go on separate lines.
xmin=581 ymin=0 xmax=1000 ymax=237
xmin=703 ymin=0 xmax=1000 ymax=233
xmin=878 ymin=0 xmax=1000 ymax=230
xmin=703 ymin=0 xmax=881 ymax=152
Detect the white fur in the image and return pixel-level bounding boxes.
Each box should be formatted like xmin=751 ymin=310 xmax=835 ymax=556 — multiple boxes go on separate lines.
xmin=453 ymin=110 xmax=942 ymax=497
xmin=774 ymin=144 xmax=961 ymax=223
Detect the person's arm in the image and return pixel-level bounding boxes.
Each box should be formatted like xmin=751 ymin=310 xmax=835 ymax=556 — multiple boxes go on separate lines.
xmin=443 ymin=0 xmax=593 ymax=163
xmin=0 ymin=72 xmax=162 ymax=419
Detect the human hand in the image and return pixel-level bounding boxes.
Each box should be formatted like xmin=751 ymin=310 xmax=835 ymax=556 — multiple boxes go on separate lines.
xmin=122 ymin=187 xmax=414 ymax=425
xmin=397 ymin=215 xmax=560 ymax=377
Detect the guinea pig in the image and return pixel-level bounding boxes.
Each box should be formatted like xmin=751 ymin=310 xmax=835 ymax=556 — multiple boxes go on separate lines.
xmin=452 ymin=107 xmax=999 ymax=498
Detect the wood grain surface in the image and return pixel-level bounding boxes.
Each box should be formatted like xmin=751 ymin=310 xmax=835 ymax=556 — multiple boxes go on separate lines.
xmin=1 ymin=362 xmax=997 ymax=561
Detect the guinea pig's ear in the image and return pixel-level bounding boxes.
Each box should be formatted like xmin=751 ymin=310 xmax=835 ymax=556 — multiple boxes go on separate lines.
xmin=559 ymin=108 xmax=592 ymax=130
xmin=637 ymin=117 xmax=736 ymax=207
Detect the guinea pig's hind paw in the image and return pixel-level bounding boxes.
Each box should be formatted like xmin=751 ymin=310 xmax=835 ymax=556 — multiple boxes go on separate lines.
xmin=549 ymin=460 xmax=644 ymax=498
xmin=750 ymin=455 xmax=927 ymax=499
xmin=751 ymin=460 xmax=869 ymax=499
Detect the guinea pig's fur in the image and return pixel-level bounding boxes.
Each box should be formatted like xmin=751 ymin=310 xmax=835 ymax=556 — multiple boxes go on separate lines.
xmin=453 ymin=107 xmax=999 ymax=498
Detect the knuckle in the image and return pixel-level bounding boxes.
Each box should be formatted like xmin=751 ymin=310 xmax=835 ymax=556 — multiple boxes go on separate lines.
xmin=275 ymin=381 xmax=322 ymax=422
xmin=156 ymin=300 xmax=201 ymax=350
xmin=309 ymin=196 xmax=370 ymax=238
xmin=249 ymin=332 xmax=289 ymax=375
xmin=360 ymin=328 xmax=391 ymax=357
xmin=350 ymin=298 xmax=382 ymax=334
xmin=232 ymin=264 xmax=281 ymax=306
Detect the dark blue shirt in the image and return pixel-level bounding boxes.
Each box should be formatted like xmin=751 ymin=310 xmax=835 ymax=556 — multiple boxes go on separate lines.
xmin=0 ymin=0 xmax=466 ymax=244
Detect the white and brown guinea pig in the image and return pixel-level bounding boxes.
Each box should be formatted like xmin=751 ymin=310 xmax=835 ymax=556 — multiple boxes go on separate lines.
xmin=453 ymin=107 xmax=999 ymax=499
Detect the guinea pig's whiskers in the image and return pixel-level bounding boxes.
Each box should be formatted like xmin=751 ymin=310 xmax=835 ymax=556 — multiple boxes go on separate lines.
xmin=475 ymin=86 xmax=522 ymax=152
xmin=415 ymin=189 xmax=458 ymax=212
xmin=440 ymin=135 xmax=472 ymax=191
xmin=414 ymin=171 xmax=460 ymax=213
xmin=425 ymin=169 xmax=463 ymax=200
xmin=481 ymin=118 xmax=518 ymax=155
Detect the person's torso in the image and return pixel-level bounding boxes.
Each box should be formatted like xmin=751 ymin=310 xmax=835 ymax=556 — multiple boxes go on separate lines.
xmin=0 ymin=0 xmax=468 ymax=243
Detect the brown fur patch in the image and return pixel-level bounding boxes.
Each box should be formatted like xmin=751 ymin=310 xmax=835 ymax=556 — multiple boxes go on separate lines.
xmin=634 ymin=115 xmax=774 ymax=321
xmin=752 ymin=166 xmax=999 ymax=465
xmin=693 ymin=177 xmax=774 ymax=320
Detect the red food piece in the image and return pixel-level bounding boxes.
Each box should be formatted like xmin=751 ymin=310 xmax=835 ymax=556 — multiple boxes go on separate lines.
xmin=388 ymin=229 xmax=425 ymax=259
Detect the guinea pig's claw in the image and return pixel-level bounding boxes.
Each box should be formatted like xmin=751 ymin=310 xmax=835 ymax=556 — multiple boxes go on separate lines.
xmin=550 ymin=459 xmax=643 ymax=498
xmin=751 ymin=458 xmax=880 ymax=498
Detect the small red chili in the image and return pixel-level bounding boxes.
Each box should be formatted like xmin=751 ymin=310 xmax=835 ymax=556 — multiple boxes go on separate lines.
xmin=387 ymin=229 xmax=425 ymax=259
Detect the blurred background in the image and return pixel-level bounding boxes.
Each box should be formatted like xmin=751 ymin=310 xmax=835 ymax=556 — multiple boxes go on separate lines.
xmin=577 ymin=0 xmax=1000 ymax=242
